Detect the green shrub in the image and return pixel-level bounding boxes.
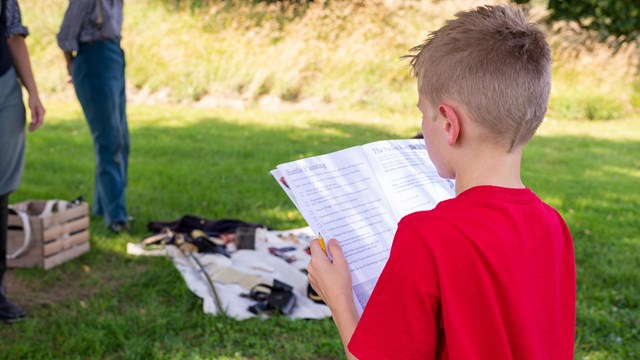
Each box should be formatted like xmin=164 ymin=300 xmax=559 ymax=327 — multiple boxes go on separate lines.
xmin=516 ymin=0 xmax=640 ymax=44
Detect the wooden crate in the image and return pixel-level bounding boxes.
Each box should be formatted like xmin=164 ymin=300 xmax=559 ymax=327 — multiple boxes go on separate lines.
xmin=7 ymin=200 xmax=90 ymax=270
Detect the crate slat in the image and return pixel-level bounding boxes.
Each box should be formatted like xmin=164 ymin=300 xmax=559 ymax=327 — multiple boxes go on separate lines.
xmin=7 ymin=215 xmax=24 ymax=227
xmin=43 ymin=230 xmax=90 ymax=257
xmin=43 ymin=216 xmax=90 ymax=243
xmin=43 ymin=242 xmax=90 ymax=270
xmin=6 ymin=229 xmax=43 ymax=268
xmin=7 ymin=201 xmax=90 ymax=270
xmin=41 ymin=203 xmax=88 ymax=228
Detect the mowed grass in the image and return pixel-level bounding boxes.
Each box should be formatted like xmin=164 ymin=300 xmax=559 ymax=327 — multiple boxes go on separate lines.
xmin=0 ymin=102 xmax=638 ymax=359
xmin=9 ymin=0 xmax=639 ymax=358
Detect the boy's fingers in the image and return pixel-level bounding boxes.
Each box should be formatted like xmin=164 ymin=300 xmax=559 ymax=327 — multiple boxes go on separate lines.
xmin=326 ymin=238 xmax=345 ymax=262
xmin=309 ymin=239 xmax=330 ymax=262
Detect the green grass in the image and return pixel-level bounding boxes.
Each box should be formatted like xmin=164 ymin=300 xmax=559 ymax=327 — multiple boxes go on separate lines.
xmin=6 ymin=0 xmax=640 ymax=357
xmin=527 ymin=119 xmax=640 ymax=359
xmin=0 ymin=102 xmax=638 ymax=359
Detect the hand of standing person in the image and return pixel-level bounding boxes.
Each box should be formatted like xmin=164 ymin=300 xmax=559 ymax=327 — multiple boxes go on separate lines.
xmin=63 ymin=51 xmax=73 ymax=83
xmin=7 ymin=34 xmax=45 ymax=131
xmin=27 ymin=92 xmax=44 ymax=132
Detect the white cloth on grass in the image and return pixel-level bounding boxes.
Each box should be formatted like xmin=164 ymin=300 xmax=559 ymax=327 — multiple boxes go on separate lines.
xmin=166 ymin=227 xmax=331 ymax=320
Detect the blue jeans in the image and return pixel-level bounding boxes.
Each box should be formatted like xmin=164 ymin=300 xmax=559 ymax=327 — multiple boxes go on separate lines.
xmin=72 ymin=40 xmax=129 ymax=227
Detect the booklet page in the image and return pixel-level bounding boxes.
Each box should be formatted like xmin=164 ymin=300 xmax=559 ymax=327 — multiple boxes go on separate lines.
xmin=275 ymin=146 xmax=398 ymax=314
xmin=362 ymin=139 xmax=455 ymax=220
xmin=274 ymin=139 xmax=455 ymax=314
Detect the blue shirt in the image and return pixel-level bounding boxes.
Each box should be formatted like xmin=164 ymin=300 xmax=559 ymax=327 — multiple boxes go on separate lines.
xmin=57 ymin=0 xmax=123 ymax=52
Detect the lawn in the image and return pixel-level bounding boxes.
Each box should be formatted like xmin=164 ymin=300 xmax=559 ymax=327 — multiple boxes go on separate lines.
xmin=1 ymin=101 xmax=638 ymax=359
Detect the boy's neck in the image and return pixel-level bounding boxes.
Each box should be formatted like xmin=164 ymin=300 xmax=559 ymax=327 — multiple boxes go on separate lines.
xmin=453 ymin=144 xmax=525 ymax=195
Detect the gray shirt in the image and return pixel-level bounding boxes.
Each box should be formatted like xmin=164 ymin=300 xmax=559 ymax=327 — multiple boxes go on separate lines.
xmin=57 ymin=0 xmax=123 ymax=52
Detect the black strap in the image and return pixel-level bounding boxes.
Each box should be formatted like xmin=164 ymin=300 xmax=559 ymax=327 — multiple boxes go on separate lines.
xmin=243 ymin=279 xmax=297 ymax=315
xmin=147 ymin=215 xmax=265 ymax=238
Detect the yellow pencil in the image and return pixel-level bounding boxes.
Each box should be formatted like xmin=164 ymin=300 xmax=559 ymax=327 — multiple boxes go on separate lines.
xmin=318 ymin=237 xmax=327 ymax=255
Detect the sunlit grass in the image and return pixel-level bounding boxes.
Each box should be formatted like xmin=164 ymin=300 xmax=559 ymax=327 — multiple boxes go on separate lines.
xmin=20 ymin=0 xmax=640 ymax=119
xmin=2 ymin=101 xmax=639 ymax=359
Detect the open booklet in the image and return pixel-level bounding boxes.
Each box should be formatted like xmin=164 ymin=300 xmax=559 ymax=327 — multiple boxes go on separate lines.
xmin=271 ymin=139 xmax=455 ymax=315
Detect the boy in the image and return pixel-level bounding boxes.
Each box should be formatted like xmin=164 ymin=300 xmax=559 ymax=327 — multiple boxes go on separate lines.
xmin=307 ymin=5 xmax=575 ymax=359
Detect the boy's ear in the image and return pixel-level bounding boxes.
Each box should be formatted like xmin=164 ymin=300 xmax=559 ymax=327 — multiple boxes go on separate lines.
xmin=439 ymin=104 xmax=461 ymax=146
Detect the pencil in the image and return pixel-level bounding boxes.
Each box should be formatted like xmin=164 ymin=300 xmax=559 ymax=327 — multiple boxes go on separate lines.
xmin=318 ymin=237 xmax=327 ymax=255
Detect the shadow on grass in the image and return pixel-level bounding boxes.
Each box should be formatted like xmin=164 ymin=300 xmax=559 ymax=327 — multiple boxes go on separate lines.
xmin=2 ymin=110 xmax=638 ymax=359
xmin=524 ymin=134 xmax=640 ymax=359
xmin=1 ymin=109 xmax=397 ymax=359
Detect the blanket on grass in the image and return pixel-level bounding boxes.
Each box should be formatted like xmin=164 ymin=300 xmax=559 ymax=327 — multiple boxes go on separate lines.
xmin=128 ymin=226 xmax=331 ymax=320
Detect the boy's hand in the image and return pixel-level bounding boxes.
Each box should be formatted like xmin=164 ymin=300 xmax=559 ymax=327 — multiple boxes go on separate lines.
xmin=307 ymin=238 xmax=355 ymax=312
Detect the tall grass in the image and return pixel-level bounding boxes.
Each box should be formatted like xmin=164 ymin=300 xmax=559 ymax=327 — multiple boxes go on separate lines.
xmin=547 ymin=20 xmax=640 ymax=121
xmin=19 ymin=0 xmax=640 ymax=116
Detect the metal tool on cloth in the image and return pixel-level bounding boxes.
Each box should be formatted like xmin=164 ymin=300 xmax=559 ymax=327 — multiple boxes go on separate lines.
xmin=183 ymin=249 xmax=226 ymax=316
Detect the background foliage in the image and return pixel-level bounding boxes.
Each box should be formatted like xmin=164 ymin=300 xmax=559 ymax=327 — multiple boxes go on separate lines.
xmin=21 ymin=0 xmax=640 ymax=119
xmin=516 ymin=0 xmax=640 ymax=44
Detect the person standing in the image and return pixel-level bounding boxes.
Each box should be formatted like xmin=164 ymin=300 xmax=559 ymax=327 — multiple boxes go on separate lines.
xmin=0 ymin=0 xmax=46 ymax=323
xmin=57 ymin=0 xmax=131 ymax=232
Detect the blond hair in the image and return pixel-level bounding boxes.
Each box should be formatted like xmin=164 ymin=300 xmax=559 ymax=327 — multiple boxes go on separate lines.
xmin=407 ymin=5 xmax=551 ymax=151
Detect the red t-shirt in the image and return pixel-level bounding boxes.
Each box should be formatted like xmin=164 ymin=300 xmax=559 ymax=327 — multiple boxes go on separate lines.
xmin=349 ymin=186 xmax=575 ymax=359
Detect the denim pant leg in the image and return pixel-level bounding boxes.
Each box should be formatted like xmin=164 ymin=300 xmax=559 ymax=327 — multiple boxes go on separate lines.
xmin=119 ymin=51 xmax=129 ymax=190
xmin=72 ymin=41 xmax=128 ymax=226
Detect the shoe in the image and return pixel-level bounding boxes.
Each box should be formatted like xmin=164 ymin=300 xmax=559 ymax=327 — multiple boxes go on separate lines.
xmin=108 ymin=221 xmax=131 ymax=233
xmin=0 ymin=296 xmax=26 ymax=324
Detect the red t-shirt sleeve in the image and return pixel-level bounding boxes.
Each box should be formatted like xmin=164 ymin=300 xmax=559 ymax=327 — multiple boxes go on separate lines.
xmin=348 ymin=219 xmax=442 ymax=360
